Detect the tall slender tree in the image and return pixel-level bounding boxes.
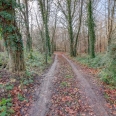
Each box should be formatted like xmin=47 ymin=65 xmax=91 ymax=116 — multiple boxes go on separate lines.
xmin=19 ymin=0 xmax=32 ymax=52
xmin=24 ymin=0 xmax=32 ymax=52
xmin=73 ymin=0 xmax=83 ymax=56
xmin=87 ymin=0 xmax=96 ymax=58
xmin=67 ymin=0 xmax=74 ymax=56
xmin=107 ymin=0 xmax=116 ymax=46
xmin=51 ymin=8 xmax=58 ymax=54
xmin=38 ymin=0 xmax=51 ymax=63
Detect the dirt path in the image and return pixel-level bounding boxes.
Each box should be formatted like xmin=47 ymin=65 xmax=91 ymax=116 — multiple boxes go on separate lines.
xmin=29 ymin=53 xmax=112 ymax=116
xmin=63 ymin=54 xmax=110 ymax=116
xmin=29 ymin=55 xmax=58 ymax=116
xmin=47 ymin=54 xmax=80 ymax=116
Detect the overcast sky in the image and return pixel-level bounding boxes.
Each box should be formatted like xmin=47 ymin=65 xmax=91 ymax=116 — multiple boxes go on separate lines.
xmin=28 ymin=0 xmax=107 ymax=29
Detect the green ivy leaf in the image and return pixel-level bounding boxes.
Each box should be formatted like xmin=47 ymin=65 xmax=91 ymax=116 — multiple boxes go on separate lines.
xmin=0 ymin=111 xmax=7 ymax=116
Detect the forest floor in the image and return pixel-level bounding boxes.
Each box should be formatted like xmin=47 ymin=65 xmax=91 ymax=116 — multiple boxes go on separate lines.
xmin=0 ymin=52 xmax=116 ymax=116
xmin=28 ymin=52 xmax=116 ymax=116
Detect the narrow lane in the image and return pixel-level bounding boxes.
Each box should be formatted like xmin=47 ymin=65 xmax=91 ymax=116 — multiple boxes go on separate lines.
xmin=63 ymin=54 xmax=109 ymax=116
xmin=29 ymin=55 xmax=58 ymax=116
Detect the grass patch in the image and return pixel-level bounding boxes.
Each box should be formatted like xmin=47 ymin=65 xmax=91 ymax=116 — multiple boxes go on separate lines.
xmin=99 ymin=69 xmax=116 ymax=86
xmin=76 ymin=54 xmax=107 ymax=68
xmin=65 ymin=75 xmax=72 ymax=79
xmin=60 ymin=81 xmax=69 ymax=87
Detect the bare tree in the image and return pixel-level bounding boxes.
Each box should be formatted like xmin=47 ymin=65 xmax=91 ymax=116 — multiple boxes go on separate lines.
xmin=38 ymin=0 xmax=52 ymax=63
xmin=18 ymin=0 xmax=32 ymax=52
xmin=57 ymin=0 xmax=83 ymax=57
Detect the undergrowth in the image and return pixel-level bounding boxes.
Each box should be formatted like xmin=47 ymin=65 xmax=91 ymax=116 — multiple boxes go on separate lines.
xmin=0 ymin=50 xmax=52 ymax=115
xmin=76 ymin=53 xmax=116 ymax=86
xmin=25 ymin=50 xmax=52 ymax=75
xmin=0 ymin=50 xmax=52 ymax=75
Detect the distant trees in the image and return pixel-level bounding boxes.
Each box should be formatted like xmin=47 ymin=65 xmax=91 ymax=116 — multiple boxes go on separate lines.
xmin=0 ymin=0 xmax=25 ymax=72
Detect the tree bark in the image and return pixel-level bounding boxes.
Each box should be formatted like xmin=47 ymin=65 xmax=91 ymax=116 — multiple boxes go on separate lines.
xmin=87 ymin=0 xmax=96 ymax=58
xmin=73 ymin=0 xmax=83 ymax=57
xmin=67 ymin=0 xmax=74 ymax=56
xmin=24 ymin=0 xmax=32 ymax=52
xmin=38 ymin=0 xmax=51 ymax=63
xmin=0 ymin=1 xmax=25 ymax=72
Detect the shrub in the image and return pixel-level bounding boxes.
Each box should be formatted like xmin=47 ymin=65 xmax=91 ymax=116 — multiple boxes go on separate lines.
xmin=76 ymin=53 xmax=116 ymax=86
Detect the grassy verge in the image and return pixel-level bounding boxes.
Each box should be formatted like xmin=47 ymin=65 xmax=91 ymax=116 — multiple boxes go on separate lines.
xmin=75 ymin=53 xmax=116 ymax=111
xmin=25 ymin=50 xmax=52 ymax=76
xmin=75 ymin=53 xmax=116 ymax=86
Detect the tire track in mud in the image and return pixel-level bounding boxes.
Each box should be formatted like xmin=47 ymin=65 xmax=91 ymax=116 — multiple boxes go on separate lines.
xmin=46 ymin=54 xmax=80 ymax=116
xmin=63 ymin=54 xmax=109 ymax=116
xmin=29 ymin=55 xmax=58 ymax=116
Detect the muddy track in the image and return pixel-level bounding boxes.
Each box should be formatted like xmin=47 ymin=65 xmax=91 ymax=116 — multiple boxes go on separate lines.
xmin=28 ymin=53 xmax=112 ymax=116
xmin=46 ymin=54 xmax=80 ymax=116
xmin=63 ymin=54 xmax=110 ymax=116
xmin=29 ymin=55 xmax=58 ymax=116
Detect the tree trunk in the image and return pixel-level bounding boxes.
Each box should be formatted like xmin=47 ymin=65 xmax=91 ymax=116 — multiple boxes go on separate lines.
xmin=87 ymin=0 xmax=95 ymax=58
xmin=38 ymin=0 xmax=51 ymax=63
xmin=51 ymin=10 xmax=57 ymax=54
xmin=45 ymin=22 xmax=51 ymax=56
xmin=24 ymin=0 xmax=32 ymax=52
xmin=73 ymin=0 xmax=83 ymax=57
xmin=0 ymin=1 xmax=25 ymax=72
xmin=67 ymin=0 xmax=74 ymax=56
xmin=107 ymin=0 xmax=115 ymax=46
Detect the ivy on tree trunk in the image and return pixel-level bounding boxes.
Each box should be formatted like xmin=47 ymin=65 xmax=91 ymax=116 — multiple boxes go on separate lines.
xmin=0 ymin=0 xmax=25 ymax=72
xmin=87 ymin=0 xmax=96 ymax=58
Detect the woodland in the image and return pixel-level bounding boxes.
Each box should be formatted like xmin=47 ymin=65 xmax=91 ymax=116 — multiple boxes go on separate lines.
xmin=0 ymin=0 xmax=116 ymax=116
